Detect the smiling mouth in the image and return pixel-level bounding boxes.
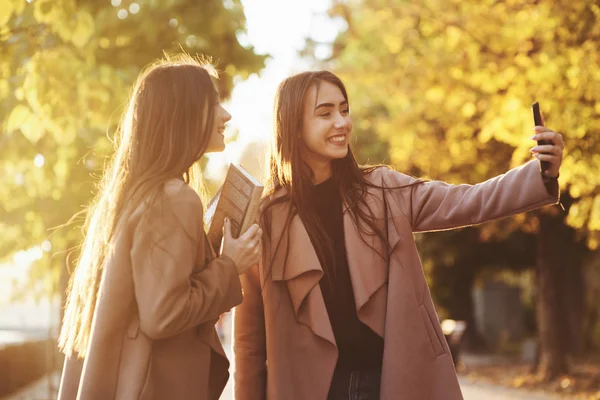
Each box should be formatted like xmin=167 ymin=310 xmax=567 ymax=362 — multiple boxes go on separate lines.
xmin=327 ymin=134 xmax=346 ymax=144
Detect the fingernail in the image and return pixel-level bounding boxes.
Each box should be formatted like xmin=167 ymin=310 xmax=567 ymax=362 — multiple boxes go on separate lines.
xmin=530 ymin=135 xmax=536 ymax=140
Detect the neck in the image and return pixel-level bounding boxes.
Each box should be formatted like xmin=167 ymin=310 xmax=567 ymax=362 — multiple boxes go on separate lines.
xmin=308 ymin=159 xmax=332 ymax=185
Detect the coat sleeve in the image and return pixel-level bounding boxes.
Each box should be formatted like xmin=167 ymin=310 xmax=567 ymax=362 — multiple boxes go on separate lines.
xmin=383 ymin=160 xmax=559 ymax=233
xmin=130 ymin=185 xmax=243 ymax=340
xmin=233 ymin=264 xmax=267 ymax=400
xmin=57 ymin=354 xmax=83 ymax=400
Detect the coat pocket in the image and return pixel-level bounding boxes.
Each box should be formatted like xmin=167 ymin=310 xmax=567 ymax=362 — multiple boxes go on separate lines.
xmin=418 ymin=304 xmax=445 ymax=357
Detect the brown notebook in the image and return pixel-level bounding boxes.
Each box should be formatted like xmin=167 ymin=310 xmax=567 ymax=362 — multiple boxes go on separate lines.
xmin=204 ymin=163 xmax=264 ymax=254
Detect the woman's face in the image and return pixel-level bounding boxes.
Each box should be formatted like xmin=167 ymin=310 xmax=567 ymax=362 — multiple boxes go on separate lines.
xmin=300 ymin=80 xmax=352 ymax=169
xmin=205 ymin=101 xmax=232 ymax=153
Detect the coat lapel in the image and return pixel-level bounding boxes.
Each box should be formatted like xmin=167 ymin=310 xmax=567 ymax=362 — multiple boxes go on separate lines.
xmin=268 ymin=200 xmax=336 ymax=347
xmin=343 ymin=197 xmax=391 ymax=337
xmin=267 ymin=180 xmax=403 ymax=345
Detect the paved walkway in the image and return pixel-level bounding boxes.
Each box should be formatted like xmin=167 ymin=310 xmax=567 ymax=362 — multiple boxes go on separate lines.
xmin=5 ymin=377 xmax=561 ymax=400
xmin=460 ymin=378 xmax=559 ymax=400
xmin=1 ymin=372 xmax=59 ymax=400
xmin=4 ymin=372 xmax=561 ymax=400
xmin=3 ymin=345 xmax=558 ymax=400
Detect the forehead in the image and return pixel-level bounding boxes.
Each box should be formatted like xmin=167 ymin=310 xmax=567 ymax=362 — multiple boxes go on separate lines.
xmin=304 ymin=80 xmax=346 ymax=108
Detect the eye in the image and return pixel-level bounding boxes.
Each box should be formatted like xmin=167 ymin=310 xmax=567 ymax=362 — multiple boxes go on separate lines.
xmin=319 ymin=112 xmax=331 ymax=117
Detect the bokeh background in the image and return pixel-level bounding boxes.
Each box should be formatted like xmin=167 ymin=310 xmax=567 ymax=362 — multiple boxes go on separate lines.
xmin=1 ymin=0 xmax=599 ymax=399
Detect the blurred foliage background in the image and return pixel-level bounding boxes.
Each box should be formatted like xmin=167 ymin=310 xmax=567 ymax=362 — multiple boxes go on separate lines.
xmin=314 ymin=0 xmax=600 ymax=381
xmin=1 ymin=0 xmax=600 ymax=393
xmin=0 ymin=0 xmax=266 ymax=301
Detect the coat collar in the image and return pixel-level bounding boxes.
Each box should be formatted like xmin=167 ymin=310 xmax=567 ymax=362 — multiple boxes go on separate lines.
xmin=266 ymin=181 xmax=401 ymax=345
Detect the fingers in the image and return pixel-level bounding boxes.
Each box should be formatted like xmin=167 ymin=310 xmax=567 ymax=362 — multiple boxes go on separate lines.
xmin=533 ymin=126 xmax=551 ymax=133
xmin=530 ymin=128 xmax=564 ymax=173
xmin=223 ymin=218 xmax=232 ymax=240
xmin=239 ymin=223 xmax=261 ymax=240
xmin=244 ymin=233 xmax=262 ymax=258
xmin=529 ymin=144 xmax=562 ymax=157
xmin=531 ymin=128 xmax=565 ymax=149
xmin=533 ymin=153 xmax=560 ymax=162
xmin=534 ymin=152 xmax=561 ymax=177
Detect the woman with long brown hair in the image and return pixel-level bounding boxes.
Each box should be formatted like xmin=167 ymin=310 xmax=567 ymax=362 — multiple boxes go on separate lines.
xmin=57 ymin=54 xmax=262 ymax=400
xmin=233 ymin=70 xmax=564 ymax=399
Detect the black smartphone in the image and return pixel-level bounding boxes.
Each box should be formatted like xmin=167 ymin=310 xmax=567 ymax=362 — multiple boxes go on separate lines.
xmin=532 ymin=102 xmax=550 ymax=172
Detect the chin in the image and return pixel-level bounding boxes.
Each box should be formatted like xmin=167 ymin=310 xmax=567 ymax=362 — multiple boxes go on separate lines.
xmin=205 ymin=143 xmax=226 ymax=154
xmin=331 ymin=147 xmax=349 ymax=160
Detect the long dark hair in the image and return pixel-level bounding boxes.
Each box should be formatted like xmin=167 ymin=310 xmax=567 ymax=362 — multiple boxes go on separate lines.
xmin=262 ymin=70 xmax=410 ymax=280
xmin=59 ymin=54 xmax=219 ymax=357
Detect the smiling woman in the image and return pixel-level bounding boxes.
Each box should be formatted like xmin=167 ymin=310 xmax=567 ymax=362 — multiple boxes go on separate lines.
xmin=232 ymin=69 xmax=564 ymax=400
xmin=205 ymin=0 xmax=344 ymax=176
xmin=300 ymin=80 xmax=352 ymax=183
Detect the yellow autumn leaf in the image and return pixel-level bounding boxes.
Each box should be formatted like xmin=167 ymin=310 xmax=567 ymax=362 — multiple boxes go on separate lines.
xmin=0 ymin=0 xmax=14 ymax=26
xmin=6 ymin=104 xmax=32 ymax=133
xmin=589 ymin=196 xmax=600 ymax=231
xmin=71 ymin=11 xmax=95 ymax=48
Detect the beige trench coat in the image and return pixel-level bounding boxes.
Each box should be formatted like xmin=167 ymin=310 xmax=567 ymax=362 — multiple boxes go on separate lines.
xmin=233 ymin=161 xmax=559 ymax=400
xmin=58 ymin=180 xmax=243 ymax=400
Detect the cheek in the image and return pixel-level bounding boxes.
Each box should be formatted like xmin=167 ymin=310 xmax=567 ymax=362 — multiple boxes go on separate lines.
xmin=302 ymin=125 xmax=325 ymax=148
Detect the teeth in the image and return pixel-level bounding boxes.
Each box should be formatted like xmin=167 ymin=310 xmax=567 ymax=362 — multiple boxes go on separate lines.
xmin=329 ymin=135 xmax=345 ymax=143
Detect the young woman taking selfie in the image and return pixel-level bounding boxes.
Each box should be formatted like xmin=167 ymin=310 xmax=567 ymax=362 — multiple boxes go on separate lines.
xmin=233 ymin=70 xmax=563 ymax=400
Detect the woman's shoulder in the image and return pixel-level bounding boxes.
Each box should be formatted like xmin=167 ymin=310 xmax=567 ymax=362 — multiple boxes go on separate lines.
xmin=163 ymin=179 xmax=203 ymax=211
xmin=128 ymin=179 xmax=204 ymax=233
xmin=362 ymin=165 xmax=419 ymax=186
xmin=259 ymin=185 xmax=288 ymax=207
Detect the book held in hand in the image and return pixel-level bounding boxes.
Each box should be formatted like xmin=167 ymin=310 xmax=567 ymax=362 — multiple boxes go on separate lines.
xmin=204 ymin=163 xmax=264 ymax=254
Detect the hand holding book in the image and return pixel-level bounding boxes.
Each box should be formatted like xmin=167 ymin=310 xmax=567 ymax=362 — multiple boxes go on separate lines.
xmin=221 ymin=218 xmax=262 ymax=274
xmin=204 ymin=163 xmax=264 ymax=259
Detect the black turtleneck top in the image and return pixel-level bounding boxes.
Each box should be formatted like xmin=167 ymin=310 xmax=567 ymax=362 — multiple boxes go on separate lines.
xmin=307 ymin=178 xmax=384 ymax=372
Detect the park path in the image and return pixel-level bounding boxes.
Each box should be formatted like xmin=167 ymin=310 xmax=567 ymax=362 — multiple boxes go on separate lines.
xmin=3 ymin=374 xmax=560 ymax=400
xmin=3 ymin=344 xmax=559 ymax=400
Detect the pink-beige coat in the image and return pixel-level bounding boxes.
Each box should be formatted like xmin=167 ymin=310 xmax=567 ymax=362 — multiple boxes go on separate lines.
xmin=233 ymin=161 xmax=559 ymax=400
xmin=58 ymin=180 xmax=243 ymax=400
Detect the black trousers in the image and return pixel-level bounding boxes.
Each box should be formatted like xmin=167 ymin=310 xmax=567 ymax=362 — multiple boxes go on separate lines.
xmin=327 ymin=368 xmax=382 ymax=400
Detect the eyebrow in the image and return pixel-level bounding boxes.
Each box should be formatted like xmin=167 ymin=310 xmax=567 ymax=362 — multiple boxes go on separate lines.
xmin=314 ymin=100 xmax=349 ymax=112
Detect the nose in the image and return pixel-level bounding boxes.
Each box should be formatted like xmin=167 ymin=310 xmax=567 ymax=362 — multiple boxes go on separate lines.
xmin=334 ymin=113 xmax=349 ymax=129
xmin=221 ymin=106 xmax=232 ymax=123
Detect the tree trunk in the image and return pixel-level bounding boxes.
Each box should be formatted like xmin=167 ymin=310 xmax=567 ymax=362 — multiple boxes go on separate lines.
xmin=450 ymin=268 xmax=487 ymax=352
xmin=565 ymin=254 xmax=585 ymax=355
xmin=583 ymin=307 xmax=598 ymax=352
xmin=535 ymin=194 xmax=586 ymax=380
xmin=582 ymin=250 xmax=600 ymax=352
xmin=535 ymin=207 xmax=570 ymax=380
